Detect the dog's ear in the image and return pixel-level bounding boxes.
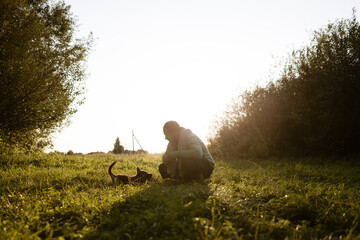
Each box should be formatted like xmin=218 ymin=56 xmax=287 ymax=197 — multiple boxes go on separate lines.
xmin=137 ymin=167 xmax=140 ymax=172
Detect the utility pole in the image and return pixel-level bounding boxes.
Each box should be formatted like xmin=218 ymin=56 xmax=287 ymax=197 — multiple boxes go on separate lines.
xmin=132 ymin=130 xmax=134 ymax=152
xmin=132 ymin=130 xmax=144 ymax=152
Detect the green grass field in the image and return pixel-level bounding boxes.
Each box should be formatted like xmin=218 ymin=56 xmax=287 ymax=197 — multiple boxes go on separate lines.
xmin=0 ymin=153 xmax=359 ymax=239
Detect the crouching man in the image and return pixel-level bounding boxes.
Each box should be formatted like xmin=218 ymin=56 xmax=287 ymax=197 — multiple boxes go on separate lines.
xmin=159 ymin=121 xmax=215 ymax=182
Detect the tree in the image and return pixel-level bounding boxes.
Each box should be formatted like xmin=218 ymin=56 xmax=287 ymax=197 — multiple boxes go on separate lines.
xmin=112 ymin=137 xmax=124 ymax=154
xmin=0 ymin=0 xmax=92 ymax=150
xmin=276 ymin=10 xmax=360 ymax=155
xmin=209 ymin=11 xmax=360 ymax=157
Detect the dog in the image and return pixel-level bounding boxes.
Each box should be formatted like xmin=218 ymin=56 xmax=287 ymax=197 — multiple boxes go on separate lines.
xmin=108 ymin=161 xmax=152 ymax=185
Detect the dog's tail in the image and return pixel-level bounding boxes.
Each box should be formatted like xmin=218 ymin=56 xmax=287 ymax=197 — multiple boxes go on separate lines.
xmin=108 ymin=161 xmax=117 ymax=183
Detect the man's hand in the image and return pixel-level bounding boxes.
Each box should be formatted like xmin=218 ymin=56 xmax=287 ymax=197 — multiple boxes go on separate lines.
xmin=163 ymin=154 xmax=175 ymax=165
xmin=163 ymin=154 xmax=169 ymax=165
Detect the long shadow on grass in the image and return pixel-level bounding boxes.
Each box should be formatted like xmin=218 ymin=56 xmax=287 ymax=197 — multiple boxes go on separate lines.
xmin=86 ymin=181 xmax=212 ymax=240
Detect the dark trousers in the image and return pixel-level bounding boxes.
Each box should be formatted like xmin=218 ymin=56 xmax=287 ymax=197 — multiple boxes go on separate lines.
xmin=159 ymin=157 xmax=214 ymax=180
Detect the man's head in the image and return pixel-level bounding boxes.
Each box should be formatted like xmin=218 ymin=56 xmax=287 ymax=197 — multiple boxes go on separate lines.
xmin=163 ymin=121 xmax=181 ymax=142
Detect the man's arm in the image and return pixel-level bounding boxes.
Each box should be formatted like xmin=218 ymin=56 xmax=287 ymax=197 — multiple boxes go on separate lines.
xmin=168 ymin=135 xmax=203 ymax=160
xmin=162 ymin=142 xmax=174 ymax=164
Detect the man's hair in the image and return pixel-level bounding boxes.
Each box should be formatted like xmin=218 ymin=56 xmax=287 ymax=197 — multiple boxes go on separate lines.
xmin=163 ymin=121 xmax=180 ymax=133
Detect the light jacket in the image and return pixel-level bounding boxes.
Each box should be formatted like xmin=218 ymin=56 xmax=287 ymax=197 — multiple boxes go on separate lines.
xmin=163 ymin=129 xmax=215 ymax=167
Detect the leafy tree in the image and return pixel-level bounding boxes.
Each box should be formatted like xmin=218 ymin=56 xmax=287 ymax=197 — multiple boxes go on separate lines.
xmin=277 ymin=10 xmax=360 ymax=155
xmin=209 ymin=11 xmax=360 ymax=157
xmin=66 ymin=150 xmax=74 ymax=155
xmin=0 ymin=0 xmax=92 ymax=150
xmin=112 ymin=137 xmax=124 ymax=154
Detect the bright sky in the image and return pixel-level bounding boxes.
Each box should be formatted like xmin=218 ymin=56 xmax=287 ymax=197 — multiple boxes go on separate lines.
xmin=52 ymin=0 xmax=359 ymax=154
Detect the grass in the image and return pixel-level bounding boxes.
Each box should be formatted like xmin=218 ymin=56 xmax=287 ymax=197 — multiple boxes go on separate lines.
xmin=0 ymin=153 xmax=360 ymax=239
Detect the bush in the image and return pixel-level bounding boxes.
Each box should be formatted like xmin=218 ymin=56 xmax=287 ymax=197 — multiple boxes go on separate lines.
xmin=209 ymin=11 xmax=360 ymax=157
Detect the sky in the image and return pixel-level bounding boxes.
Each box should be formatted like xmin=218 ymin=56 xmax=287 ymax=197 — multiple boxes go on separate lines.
xmin=52 ymin=0 xmax=359 ymax=154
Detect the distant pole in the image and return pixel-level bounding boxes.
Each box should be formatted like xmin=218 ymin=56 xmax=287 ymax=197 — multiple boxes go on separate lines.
xmin=133 ymin=133 xmax=144 ymax=151
xmin=132 ymin=130 xmax=144 ymax=152
xmin=132 ymin=129 xmax=134 ymax=152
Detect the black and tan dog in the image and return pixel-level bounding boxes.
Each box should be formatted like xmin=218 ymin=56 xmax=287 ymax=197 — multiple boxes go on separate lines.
xmin=108 ymin=161 xmax=152 ymax=185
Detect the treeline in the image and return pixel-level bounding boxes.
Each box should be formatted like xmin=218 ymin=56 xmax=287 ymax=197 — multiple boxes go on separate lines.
xmin=61 ymin=137 xmax=148 ymax=155
xmin=63 ymin=149 xmax=148 ymax=156
xmin=111 ymin=137 xmax=148 ymax=154
xmin=209 ymin=12 xmax=360 ymax=158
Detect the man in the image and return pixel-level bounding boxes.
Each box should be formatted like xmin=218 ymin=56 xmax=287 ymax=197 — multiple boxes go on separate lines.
xmin=159 ymin=121 xmax=215 ymax=181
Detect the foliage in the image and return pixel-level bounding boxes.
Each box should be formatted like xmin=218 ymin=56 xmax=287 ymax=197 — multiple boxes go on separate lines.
xmin=0 ymin=153 xmax=359 ymax=239
xmin=112 ymin=137 xmax=124 ymax=154
xmin=209 ymin=11 xmax=360 ymax=157
xmin=0 ymin=0 xmax=92 ymax=151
